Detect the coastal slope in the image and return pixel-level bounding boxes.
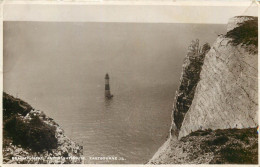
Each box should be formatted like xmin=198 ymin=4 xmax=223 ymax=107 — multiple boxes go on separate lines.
xmin=3 ymin=92 xmax=83 ymax=164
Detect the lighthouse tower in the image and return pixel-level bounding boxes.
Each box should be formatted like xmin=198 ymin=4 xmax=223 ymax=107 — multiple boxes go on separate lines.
xmin=105 ymin=73 xmax=113 ymax=98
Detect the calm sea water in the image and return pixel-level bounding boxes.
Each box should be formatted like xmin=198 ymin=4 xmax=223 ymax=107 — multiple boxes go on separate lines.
xmin=4 ymin=22 xmax=226 ymax=164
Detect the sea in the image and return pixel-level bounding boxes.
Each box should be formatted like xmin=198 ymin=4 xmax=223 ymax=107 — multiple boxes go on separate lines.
xmin=3 ymin=22 xmax=226 ymax=164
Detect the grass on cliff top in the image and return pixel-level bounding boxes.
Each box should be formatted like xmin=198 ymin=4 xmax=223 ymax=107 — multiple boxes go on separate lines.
xmin=3 ymin=92 xmax=33 ymax=118
xmin=226 ymin=17 xmax=258 ymax=53
xmin=4 ymin=115 xmax=58 ymax=152
xmin=3 ymin=92 xmax=58 ymax=152
xmin=181 ymin=128 xmax=258 ymax=164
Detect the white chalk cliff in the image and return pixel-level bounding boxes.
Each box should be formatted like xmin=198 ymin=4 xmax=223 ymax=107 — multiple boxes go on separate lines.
xmin=179 ymin=33 xmax=257 ymax=138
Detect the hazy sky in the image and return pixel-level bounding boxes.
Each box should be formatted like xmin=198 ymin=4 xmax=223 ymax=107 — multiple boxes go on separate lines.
xmin=3 ymin=2 xmax=258 ymax=24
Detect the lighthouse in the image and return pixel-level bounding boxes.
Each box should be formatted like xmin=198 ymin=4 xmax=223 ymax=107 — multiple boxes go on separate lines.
xmin=105 ymin=73 xmax=113 ymax=98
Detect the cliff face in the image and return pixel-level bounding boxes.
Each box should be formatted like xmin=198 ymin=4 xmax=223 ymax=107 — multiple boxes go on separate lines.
xmin=178 ymin=16 xmax=258 ymax=138
xmin=171 ymin=39 xmax=210 ymax=137
xmin=171 ymin=16 xmax=258 ymax=139
xmin=3 ymin=92 xmax=83 ymax=164
xmin=149 ymin=16 xmax=258 ymax=164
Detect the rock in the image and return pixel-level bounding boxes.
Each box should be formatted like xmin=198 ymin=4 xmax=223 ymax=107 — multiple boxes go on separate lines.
xmin=179 ymin=27 xmax=257 ymax=138
xmin=170 ymin=16 xmax=258 ymax=139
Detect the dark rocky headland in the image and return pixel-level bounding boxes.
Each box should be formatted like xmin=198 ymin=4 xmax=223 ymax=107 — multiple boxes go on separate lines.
xmin=3 ymin=92 xmax=83 ymax=164
xmin=149 ymin=16 xmax=258 ymax=164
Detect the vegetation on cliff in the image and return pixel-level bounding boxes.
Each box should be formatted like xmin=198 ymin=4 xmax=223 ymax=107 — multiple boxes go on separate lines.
xmin=3 ymin=92 xmax=58 ymax=152
xmin=149 ymin=128 xmax=258 ymax=164
xmin=3 ymin=92 xmax=83 ymax=164
xmin=187 ymin=128 xmax=258 ymax=164
xmin=226 ymin=16 xmax=257 ymax=53
xmin=4 ymin=115 xmax=58 ymax=152
xmin=3 ymin=92 xmax=33 ymax=117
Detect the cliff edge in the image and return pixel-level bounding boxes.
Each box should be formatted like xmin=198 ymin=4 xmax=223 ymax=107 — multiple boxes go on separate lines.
xmin=149 ymin=16 xmax=258 ymax=164
xmin=3 ymin=92 xmax=83 ymax=164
